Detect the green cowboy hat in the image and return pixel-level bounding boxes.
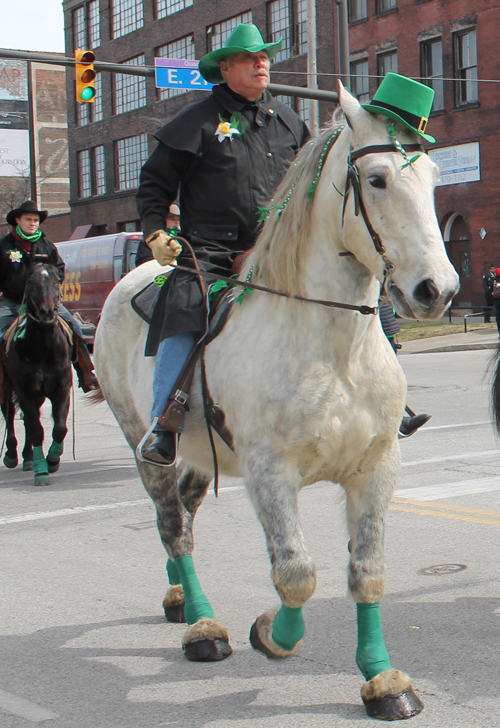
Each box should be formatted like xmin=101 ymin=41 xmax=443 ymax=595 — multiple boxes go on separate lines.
xmin=199 ymin=24 xmax=283 ymax=84
xmin=362 ymin=72 xmax=436 ymax=143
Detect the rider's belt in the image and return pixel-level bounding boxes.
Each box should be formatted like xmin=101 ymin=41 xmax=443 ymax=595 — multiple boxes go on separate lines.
xmin=366 ymin=100 xmax=428 ymax=134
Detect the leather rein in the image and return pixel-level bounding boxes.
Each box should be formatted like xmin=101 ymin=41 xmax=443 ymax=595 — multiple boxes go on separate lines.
xmin=171 ymin=142 xmax=424 ymax=315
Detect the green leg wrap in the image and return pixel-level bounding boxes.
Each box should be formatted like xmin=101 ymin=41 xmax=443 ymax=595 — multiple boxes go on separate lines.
xmin=174 ymin=555 xmax=214 ymax=625
xmin=33 ymin=446 xmax=48 ymax=475
xmin=272 ymin=605 xmax=305 ymax=651
xmin=356 ymin=603 xmax=393 ymax=681
xmin=47 ymin=441 xmax=63 ymax=462
xmin=166 ymin=558 xmax=181 ymax=585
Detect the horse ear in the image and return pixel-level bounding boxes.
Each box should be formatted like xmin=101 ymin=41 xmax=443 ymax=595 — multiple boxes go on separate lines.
xmin=337 ymin=79 xmax=364 ymax=130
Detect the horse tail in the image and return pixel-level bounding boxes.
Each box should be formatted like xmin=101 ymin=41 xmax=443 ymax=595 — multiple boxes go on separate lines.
xmin=491 ymin=345 xmax=500 ymax=435
xmin=83 ymin=387 xmax=106 ymax=406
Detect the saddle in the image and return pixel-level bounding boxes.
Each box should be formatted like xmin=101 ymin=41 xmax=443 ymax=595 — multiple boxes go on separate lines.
xmin=3 ymin=312 xmax=74 ymax=355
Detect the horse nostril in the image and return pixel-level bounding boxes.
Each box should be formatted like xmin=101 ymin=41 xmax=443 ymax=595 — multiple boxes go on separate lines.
xmin=413 ymin=278 xmax=440 ymax=309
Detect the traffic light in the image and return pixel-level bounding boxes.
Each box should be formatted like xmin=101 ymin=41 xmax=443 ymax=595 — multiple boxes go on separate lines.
xmin=75 ymin=50 xmax=96 ymax=102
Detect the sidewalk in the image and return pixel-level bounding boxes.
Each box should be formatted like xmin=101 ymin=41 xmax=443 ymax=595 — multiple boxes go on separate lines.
xmin=400 ymin=325 xmax=499 ymax=354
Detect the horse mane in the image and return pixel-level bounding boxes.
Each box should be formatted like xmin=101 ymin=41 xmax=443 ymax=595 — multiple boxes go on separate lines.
xmin=247 ymin=121 xmax=346 ymax=297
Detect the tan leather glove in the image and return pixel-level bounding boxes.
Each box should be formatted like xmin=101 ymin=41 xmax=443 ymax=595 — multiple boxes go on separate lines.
xmin=146 ymin=230 xmax=182 ymax=266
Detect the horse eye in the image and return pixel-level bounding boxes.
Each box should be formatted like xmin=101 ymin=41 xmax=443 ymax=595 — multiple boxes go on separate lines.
xmin=368 ymin=175 xmax=386 ymax=189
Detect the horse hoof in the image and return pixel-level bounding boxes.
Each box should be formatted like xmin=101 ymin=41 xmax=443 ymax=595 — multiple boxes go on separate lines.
xmin=23 ymin=460 xmax=34 ymax=471
xmin=164 ymin=604 xmax=186 ymax=623
xmin=362 ymin=688 xmax=424 ymax=721
xmin=47 ymin=459 xmax=60 ymax=474
xmin=162 ymin=585 xmax=186 ymax=623
xmin=3 ymin=455 xmax=18 ymax=469
xmin=249 ymin=611 xmax=302 ymax=659
xmin=182 ymin=618 xmax=232 ymax=662
xmin=183 ymin=638 xmax=232 ymax=662
xmin=361 ymin=670 xmax=423 ymax=721
xmin=34 ymin=473 xmax=51 ymax=486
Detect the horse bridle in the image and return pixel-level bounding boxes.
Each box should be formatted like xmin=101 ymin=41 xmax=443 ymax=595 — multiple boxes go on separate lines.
xmin=166 ymin=142 xmax=425 ymax=315
xmin=339 ymin=142 xmax=424 ymax=296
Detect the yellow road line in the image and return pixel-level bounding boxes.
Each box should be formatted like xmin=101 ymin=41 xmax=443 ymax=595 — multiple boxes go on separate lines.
xmin=392 ymin=497 xmax=500 ymax=517
xmin=389 ymin=502 xmax=500 ymax=527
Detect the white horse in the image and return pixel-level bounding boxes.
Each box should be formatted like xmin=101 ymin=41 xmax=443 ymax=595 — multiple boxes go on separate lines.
xmin=95 ymin=83 xmax=459 ymax=721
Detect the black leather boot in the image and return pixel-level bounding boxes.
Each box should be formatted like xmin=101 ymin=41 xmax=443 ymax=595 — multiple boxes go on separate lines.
xmin=399 ymin=414 xmax=431 ymax=438
xmin=141 ymin=430 xmax=178 ymax=466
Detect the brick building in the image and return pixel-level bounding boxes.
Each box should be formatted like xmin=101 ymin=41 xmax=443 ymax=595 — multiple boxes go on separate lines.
xmin=63 ymin=0 xmax=337 ymax=237
xmin=344 ymin=0 xmax=500 ymax=306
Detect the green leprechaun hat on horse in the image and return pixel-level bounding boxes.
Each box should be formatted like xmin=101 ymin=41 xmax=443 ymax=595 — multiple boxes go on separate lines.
xmin=363 ymin=72 xmax=436 ymax=143
xmin=199 ymin=23 xmax=283 ymax=84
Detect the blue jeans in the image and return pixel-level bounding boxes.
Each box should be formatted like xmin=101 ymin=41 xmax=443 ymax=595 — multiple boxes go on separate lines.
xmin=151 ymin=331 xmax=198 ymax=426
xmin=0 ymin=297 xmax=83 ymax=340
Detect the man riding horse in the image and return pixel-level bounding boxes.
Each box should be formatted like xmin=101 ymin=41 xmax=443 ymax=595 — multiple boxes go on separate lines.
xmin=0 ymin=200 xmax=97 ymax=392
xmin=136 ymin=23 xmax=310 ymax=465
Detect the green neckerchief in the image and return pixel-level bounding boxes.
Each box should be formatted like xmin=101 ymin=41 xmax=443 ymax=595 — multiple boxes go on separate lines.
xmin=15 ymin=225 xmax=42 ymax=242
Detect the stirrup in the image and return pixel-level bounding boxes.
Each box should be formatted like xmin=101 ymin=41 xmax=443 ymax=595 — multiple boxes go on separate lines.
xmin=135 ymin=417 xmax=175 ymax=468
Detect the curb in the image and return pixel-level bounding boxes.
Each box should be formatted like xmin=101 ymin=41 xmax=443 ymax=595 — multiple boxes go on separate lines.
xmin=402 ymin=342 xmax=498 ymax=355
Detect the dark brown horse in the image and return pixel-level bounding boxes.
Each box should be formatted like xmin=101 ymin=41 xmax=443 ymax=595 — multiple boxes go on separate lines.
xmin=1 ymin=258 xmax=73 ymax=485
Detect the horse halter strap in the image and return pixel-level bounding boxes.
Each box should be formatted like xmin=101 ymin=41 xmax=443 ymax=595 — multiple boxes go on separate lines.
xmin=341 ymin=143 xmax=423 ymax=296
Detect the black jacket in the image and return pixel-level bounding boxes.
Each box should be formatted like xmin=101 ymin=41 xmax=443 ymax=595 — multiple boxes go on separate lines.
xmin=136 ymin=83 xmax=310 ymax=272
xmin=0 ymin=231 xmax=65 ymax=304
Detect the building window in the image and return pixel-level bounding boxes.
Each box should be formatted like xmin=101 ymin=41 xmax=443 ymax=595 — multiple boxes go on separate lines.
xmin=115 ymin=134 xmax=149 ymax=190
xmin=266 ymin=0 xmax=308 ymax=62
xmin=156 ymin=36 xmax=196 ymax=99
xmin=376 ymin=0 xmax=396 ymax=12
xmin=455 ymin=29 xmax=478 ymax=105
xmin=350 ymin=59 xmax=370 ymax=102
xmin=377 ymin=51 xmax=398 ymax=83
xmin=349 ymin=0 xmax=367 ymax=22
xmin=207 ymin=12 xmax=253 ymax=51
xmin=296 ymin=0 xmax=307 ymax=54
xmin=296 ymin=96 xmax=310 ymax=124
xmin=76 ymin=100 xmax=90 ymax=127
xmin=267 ymin=0 xmax=291 ymax=62
xmin=90 ymin=72 xmax=103 ymax=122
xmin=421 ymin=38 xmax=444 ymax=111
xmin=111 ymin=0 xmax=144 ymax=39
xmin=77 ymin=149 xmax=92 ymax=198
xmin=275 ymin=94 xmax=293 ymax=108
xmin=114 ymin=55 xmax=147 ymax=114
xmin=78 ymin=146 xmax=106 ymax=196
xmin=73 ymin=6 xmax=86 ymax=50
xmin=93 ymin=146 xmax=106 ymax=195
xmin=156 ymin=0 xmax=193 ymax=19
xmin=88 ymin=0 xmax=100 ymax=48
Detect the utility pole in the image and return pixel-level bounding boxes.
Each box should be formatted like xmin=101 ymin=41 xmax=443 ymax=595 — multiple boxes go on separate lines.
xmin=335 ymin=0 xmax=350 ymax=88
xmin=306 ymin=0 xmax=319 ymax=134
xmin=26 ymin=61 xmax=37 ymax=204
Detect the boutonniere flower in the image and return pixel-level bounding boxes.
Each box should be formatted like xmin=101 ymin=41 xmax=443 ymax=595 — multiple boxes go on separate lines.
xmin=8 ymin=250 xmax=22 ymax=263
xmin=214 ymin=112 xmax=247 ymax=143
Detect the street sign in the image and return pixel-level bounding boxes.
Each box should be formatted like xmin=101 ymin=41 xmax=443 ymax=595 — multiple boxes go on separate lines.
xmin=155 ymin=58 xmax=213 ymax=91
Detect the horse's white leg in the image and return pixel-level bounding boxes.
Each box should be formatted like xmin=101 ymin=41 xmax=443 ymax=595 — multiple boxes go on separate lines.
xmin=135 ymin=458 xmax=233 ymax=662
xmin=344 ymin=442 xmax=423 ymax=720
xmin=245 ymin=452 xmax=316 ymax=659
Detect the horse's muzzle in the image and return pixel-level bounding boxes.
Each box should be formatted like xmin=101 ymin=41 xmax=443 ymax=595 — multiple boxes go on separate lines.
xmin=390 ymin=277 xmax=460 ymax=320
xmin=38 ymin=306 xmax=58 ymax=324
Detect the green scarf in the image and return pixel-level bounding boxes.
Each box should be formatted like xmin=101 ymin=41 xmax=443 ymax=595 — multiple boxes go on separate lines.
xmin=15 ymin=225 xmax=42 ymax=242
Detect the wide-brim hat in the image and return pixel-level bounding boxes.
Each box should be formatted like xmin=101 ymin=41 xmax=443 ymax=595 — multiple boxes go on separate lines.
xmin=199 ymin=24 xmax=283 ymax=84
xmin=362 ymin=72 xmax=436 ymax=143
xmin=7 ymin=199 xmax=48 ymax=226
